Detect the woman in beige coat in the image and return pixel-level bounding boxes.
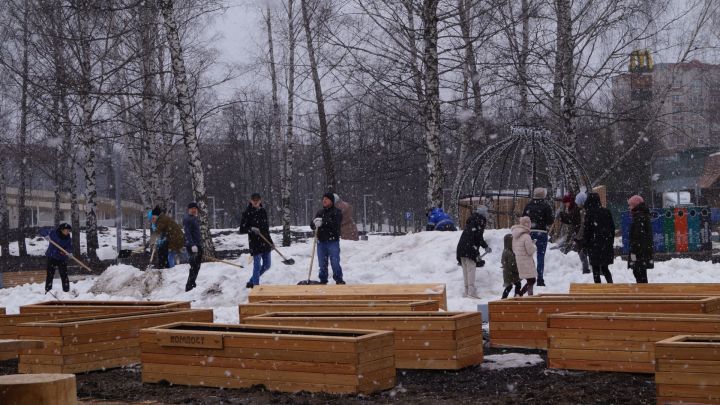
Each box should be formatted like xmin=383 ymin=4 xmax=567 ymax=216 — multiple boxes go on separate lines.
xmin=511 ymin=216 xmax=538 ymax=296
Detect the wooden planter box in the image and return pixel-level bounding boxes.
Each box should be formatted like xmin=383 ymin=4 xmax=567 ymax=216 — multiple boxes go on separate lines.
xmin=0 ymin=310 xmax=102 ymax=360
xmin=570 ymin=283 xmax=720 ymax=295
xmin=16 ymin=309 xmax=213 ymax=374
xmin=655 ymin=335 xmax=720 ymax=404
xmin=20 ymin=300 xmax=191 ymax=314
xmin=242 ymin=311 xmax=483 ymax=370
xmin=248 ymin=284 xmax=448 ymax=310
xmin=547 ymin=312 xmax=720 ymax=373
xmin=140 ymin=322 xmax=396 ymax=394
xmin=239 ymin=300 xmax=440 ymax=321
xmin=489 ymin=295 xmax=720 ymax=349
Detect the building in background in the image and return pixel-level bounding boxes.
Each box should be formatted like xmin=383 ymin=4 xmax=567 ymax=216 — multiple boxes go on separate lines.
xmin=4 ymin=187 xmax=144 ymax=229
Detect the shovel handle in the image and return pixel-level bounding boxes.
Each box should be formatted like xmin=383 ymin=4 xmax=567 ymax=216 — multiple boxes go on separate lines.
xmin=257 ymin=232 xmax=291 ymax=262
xmin=44 ymin=237 xmax=92 ymax=273
xmin=307 ymin=229 xmax=318 ymax=282
xmin=206 ymin=256 xmax=245 ymax=269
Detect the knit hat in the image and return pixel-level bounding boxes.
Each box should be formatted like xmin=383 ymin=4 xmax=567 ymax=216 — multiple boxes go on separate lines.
xmin=575 ymin=192 xmax=587 ymax=207
xmin=475 ymin=205 xmax=489 ymax=217
xmin=533 ymin=187 xmax=547 ymax=199
xmin=250 ymin=193 xmax=261 ymax=201
xmin=58 ymin=223 xmax=72 ymax=231
xmin=519 ymin=216 xmax=531 ymax=229
xmin=151 ymin=205 xmax=163 ymax=216
xmin=562 ymin=193 xmax=575 ymax=204
xmin=322 ymin=192 xmax=335 ymax=203
xmin=628 ymin=195 xmax=644 ymax=209
xmin=187 ymin=202 xmax=199 ymax=210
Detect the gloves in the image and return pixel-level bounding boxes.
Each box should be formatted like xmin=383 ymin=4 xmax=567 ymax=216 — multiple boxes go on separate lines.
xmin=484 ymin=247 xmax=492 ymax=254
xmin=313 ymin=218 xmax=323 ymax=228
xmin=476 ymin=259 xmax=486 ymax=268
xmin=191 ymin=245 xmax=198 ymax=253
xmin=250 ymin=227 xmax=260 ymax=235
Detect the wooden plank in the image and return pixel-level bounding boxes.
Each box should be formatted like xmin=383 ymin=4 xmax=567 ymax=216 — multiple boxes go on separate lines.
xmin=248 ymin=284 xmax=448 ymax=310
xmin=547 ymin=358 xmax=654 ymax=373
xmin=657 ymin=384 xmax=720 ymax=399
xmin=656 ymin=372 xmax=720 ymax=386
xmin=0 ymin=339 xmax=45 ymax=351
xmin=19 ymin=300 xmax=191 ymax=314
xmin=570 ymin=283 xmax=720 ymax=295
xmin=156 ymin=333 xmax=223 ymax=349
xmin=239 ymin=300 xmax=440 ymax=320
xmin=547 ymin=348 xmax=653 ymax=362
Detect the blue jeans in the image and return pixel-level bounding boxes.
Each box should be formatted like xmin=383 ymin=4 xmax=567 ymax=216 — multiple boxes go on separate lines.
xmin=168 ymin=251 xmax=176 ymax=268
xmin=317 ymin=240 xmax=343 ymax=283
xmin=531 ymin=231 xmax=548 ymax=281
xmin=249 ymin=251 xmax=271 ymax=286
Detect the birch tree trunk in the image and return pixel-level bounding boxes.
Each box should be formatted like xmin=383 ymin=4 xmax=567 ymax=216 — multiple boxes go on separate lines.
xmin=266 ymin=5 xmax=281 ymax=228
xmin=78 ymin=5 xmax=99 ymax=260
xmin=421 ymin=0 xmax=444 ymax=209
xmin=140 ymin=2 xmax=163 ymax=207
xmin=557 ymin=0 xmax=576 ymax=151
xmin=0 ymin=152 xmax=9 ymax=257
xmin=17 ymin=1 xmax=30 ymax=256
xmin=159 ymin=0 xmax=215 ymax=255
xmin=552 ymin=0 xmax=564 ymax=126
xmin=300 ymin=0 xmax=336 ymax=192
xmin=282 ymin=0 xmax=296 ymax=247
xmin=51 ymin=1 xmax=66 ymax=227
xmin=61 ymin=92 xmax=81 ymax=256
xmin=518 ymin=0 xmax=531 ymax=121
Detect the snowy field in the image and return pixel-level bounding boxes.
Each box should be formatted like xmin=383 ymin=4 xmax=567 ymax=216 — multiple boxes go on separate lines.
xmin=1 ymin=228 xmax=719 ymax=324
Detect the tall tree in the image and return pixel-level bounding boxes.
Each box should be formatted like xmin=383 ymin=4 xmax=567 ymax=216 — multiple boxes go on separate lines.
xmin=300 ymin=0 xmax=336 ymax=192
xmin=16 ymin=0 xmax=30 ymax=256
xmin=158 ymin=0 xmax=215 ymax=254
xmin=282 ymin=0 xmax=296 ymax=246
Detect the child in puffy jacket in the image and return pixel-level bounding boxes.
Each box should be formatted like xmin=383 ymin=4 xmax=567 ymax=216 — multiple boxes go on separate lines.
xmin=501 ymin=233 xmax=521 ymax=298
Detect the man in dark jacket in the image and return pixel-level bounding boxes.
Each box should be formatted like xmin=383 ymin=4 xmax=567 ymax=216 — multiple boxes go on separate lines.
xmin=456 ymin=206 xmax=491 ymax=298
xmin=583 ymin=192 xmax=615 ymax=284
xmin=41 ymin=223 xmax=73 ymax=293
xmin=310 ymin=192 xmax=345 ymax=284
xmin=183 ymin=202 xmax=203 ymax=291
xmin=628 ymin=195 xmax=653 ymax=283
xmin=240 ymin=193 xmax=272 ymax=288
xmin=522 ymin=187 xmax=554 ymax=286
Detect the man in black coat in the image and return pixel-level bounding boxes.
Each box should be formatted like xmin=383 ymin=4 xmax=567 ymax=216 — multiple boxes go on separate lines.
xmin=456 ymin=206 xmax=491 ymax=298
xmin=240 ymin=193 xmax=272 ymax=288
xmin=583 ymin=192 xmax=615 ymax=284
xmin=522 ymin=187 xmax=554 ymax=286
xmin=310 ymin=192 xmax=345 ymax=284
xmin=183 ymin=202 xmax=203 ymax=292
xmin=628 ymin=195 xmax=654 ymax=283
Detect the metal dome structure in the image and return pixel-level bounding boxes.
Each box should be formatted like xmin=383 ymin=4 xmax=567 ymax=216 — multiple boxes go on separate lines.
xmin=455 ymin=125 xmax=591 ymax=226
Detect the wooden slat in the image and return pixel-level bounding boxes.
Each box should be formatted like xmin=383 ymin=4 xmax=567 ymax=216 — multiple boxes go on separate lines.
xmin=239 ymin=300 xmax=440 ymax=321
xmin=570 ymin=283 xmax=720 ymax=295
xmin=19 ymin=300 xmax=191 ymax=314
xmin=248 ymin=284 xmax=447 ymax=310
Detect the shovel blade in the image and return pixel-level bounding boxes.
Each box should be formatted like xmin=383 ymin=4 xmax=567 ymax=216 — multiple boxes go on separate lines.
xmin=282 ymin=259 xmax=295 ymax=265
xmin=297 ymin=280 xmax=323 ymax=285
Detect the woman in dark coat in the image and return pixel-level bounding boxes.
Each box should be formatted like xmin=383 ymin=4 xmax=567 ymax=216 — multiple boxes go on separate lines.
xmin=583 ymin=192 xmax=614 ymax=283
xmin=456 ymin=208 xmax=490 ymax=298
xmin=627 ymin=195 xmax=654 ymax=283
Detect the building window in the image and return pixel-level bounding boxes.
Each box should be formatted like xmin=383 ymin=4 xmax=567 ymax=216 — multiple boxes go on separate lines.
xmin=22 ymin=207 xmax=38 ymax=227
xmin=672 ymin=95 xmax=682 ymax=103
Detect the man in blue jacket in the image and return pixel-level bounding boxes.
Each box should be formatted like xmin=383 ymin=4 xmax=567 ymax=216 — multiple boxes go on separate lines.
xmin=183 ymin=202 xmax=203 ymax=291
xmin=41 ymin=223 xmax=73 ymax=293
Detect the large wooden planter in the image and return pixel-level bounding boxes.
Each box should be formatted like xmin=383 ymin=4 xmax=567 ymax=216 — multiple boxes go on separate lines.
xmin=547 ymin=312 xmax=720 ymax=373
xmin=239 ymin=300 xmax=440 ymax=321
xmin=0 ymin=310 xmax=102 ymax=360
xmin=570 ymin=283 xmax=720 ymax=295
xmin=20 ymin=300 xmax=191 ymax=314
xmin=242 ymin=311 xmax=483 ymax=370
xmin=16 ymin=309 xmax=213 ymax=374
xmin=248 ymin=284 xmax=448 ymax=310
xmin=655 ymin=335 xmax=720 ymax=404
xmin=140 ymin=322 xmax=396 ymax=394
xmin=489 ymin=295 xmax=720 ymax=349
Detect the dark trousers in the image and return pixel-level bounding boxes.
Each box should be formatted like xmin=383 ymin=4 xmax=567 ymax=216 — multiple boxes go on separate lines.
xmin=157 ymin=243 xmax=169 ymax=269
xmin=186 ymin=246 xmax=203 ymax=291
xmin=632 ymin=265 xmax=648 ymax=283
xmin=46 ymin=258 xmax=70 ymax=292
xmin=520 ymin=278 xmax=536 ymax=296
xmin=592 ymin=264 xmax=613 ymax=284
xmin=502 ymin=282 xmax=522 ymax=299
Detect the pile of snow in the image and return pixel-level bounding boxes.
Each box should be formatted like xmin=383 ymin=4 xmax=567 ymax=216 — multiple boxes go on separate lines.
xmin=481 ymin=353 xmax=545 ymax=370
xmin=2 ymin=228 xmax=720 ymax=324
xmin=96 ymin=246 xmax=118 ymax=261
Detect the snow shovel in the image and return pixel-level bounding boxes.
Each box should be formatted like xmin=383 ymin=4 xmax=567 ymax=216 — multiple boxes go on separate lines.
xmin=256 ymin=232 xmax=295 ymax=265
xmin=145 ymin=244 xmax=156 ymax=271
xmin=206 ymin=255 xmax=245 ymax=269
xmin=298 ymin=229 xmax=322 ymax=285
xmin=43 ymin=236 xmax=92 ymax=273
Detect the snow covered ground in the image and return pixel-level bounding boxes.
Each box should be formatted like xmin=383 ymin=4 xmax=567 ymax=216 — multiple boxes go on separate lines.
xmin=2 ymin=228 xmax=720 ymax=323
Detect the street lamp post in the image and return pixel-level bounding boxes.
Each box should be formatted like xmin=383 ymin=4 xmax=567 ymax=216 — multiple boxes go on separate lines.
xmin=362 ymin=194 xmax=374 ymax=234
